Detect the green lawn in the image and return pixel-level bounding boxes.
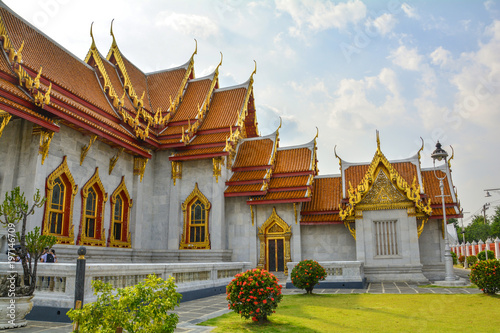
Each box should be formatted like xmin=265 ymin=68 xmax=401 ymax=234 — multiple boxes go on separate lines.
xmin=200 ymin=294 xmax=500 ymax=332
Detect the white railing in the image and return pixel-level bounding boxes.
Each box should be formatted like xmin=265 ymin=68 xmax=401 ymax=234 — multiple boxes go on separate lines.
xmin=0 ymin=262 xmax=252 ymax=308
xmin=286 ymin=261 xmax=365 ymax=284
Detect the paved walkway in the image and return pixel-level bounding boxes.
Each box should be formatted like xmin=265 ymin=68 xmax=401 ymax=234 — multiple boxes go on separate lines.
xmin=17 ymin=268 xmax=478 ymax=333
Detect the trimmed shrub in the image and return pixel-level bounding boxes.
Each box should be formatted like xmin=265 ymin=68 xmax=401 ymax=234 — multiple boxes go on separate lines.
xmin=67 ymin=274 xmax=181 ymax=333
xmin=290 ymin=260 xmax=327 ymax=294
xmin=458 ymin=255 xmax=465 ymax=264
xmin=467 ymin=255 xmax=478 ymax=266
xmin=469 ymin=259 xmax=500 ymax=294
xmin=226 ymin=268 xmax=283 ymax=323
xmin=451 ymin=251 xmax=458 ymax=265
xmin=477 ymin=250 xmax=495 ymax=261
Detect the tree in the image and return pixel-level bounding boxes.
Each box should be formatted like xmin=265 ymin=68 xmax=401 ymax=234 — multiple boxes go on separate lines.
xmin=463 ymin=215 xmax=490 ymax=243
xmin=490 ymin=206 xmax=500 ymax=239
xmin=0 ymin=187 xmax=57 ymax=296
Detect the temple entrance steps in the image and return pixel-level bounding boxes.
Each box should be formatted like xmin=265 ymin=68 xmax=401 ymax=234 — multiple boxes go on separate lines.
xmin=272 ymin=271 xmax=286 ymax=286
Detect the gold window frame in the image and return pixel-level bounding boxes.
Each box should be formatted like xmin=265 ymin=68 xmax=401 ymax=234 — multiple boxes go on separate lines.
xmin=42 ymin=156 xmax=77 ymax=244
xmin=108 ymin=176 xmax=132 ymax=248
xmin=180 ymin=183 xmax=211 ymax=249
xmin=78 ymin=168 xmax=107 ymax=246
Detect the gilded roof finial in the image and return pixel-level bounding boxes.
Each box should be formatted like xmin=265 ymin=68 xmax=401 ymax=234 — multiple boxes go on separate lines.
xmin=193 ymin=39 xmax=198 ymax=57
xmin=278 ymin=116 xmax=282 ymax=130
xmin=110 ymin=19 xmax=117 ymax=48
xmin=215 ymin=52 xmax=223 ymax=74
xmin=417 ymin=137 xmax=424 ymax=160
xmin=376 ymin=130 xmax=381 ymax=153
xmin=314 ymin=126 xmax=319 ymax=145
xmin=250 ymin=60 xmax=257 ymax=83
xmin=448 ymin=145 xmax=454 ymax=170
xmin=334 ymin=145 xmax=342 ymax=168
xmin=90 ymin=22 xmax=96 ymax=50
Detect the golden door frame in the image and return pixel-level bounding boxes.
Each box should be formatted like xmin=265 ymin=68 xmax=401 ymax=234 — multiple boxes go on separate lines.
xmin=257 ymin=208 xmax=292 ymax=275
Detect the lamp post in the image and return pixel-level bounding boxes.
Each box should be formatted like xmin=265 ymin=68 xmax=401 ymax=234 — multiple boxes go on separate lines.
xmin=431 ymin=141 xmax=456 ymax=281
xmin=461 ymin=210 xmax=469 ymax=268
xmin=483 ymin=188 xmax=499 ymax=260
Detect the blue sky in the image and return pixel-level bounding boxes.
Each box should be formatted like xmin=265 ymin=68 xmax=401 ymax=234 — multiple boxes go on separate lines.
xmin=5 ymin=0 xmax=500 ymax=225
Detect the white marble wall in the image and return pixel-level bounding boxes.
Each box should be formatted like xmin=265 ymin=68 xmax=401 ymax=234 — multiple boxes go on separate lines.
xmin=301 ymin=224 xmax=356 ymax=261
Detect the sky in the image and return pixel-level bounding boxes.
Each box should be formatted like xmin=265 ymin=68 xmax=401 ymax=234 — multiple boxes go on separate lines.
xmin=4 ymin=0 xmax=500 ymax=226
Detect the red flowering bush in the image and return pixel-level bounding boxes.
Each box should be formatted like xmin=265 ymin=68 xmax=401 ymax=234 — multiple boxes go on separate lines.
xmin=226 ymin=268 xmax=283 ymax=323
xmin=291 ymin=260 xmax=326 ymax=294
xmin=470 ymin=259 xmax=500 ymax=294
xmin=458 ymin=255 xmax=465 ymax=264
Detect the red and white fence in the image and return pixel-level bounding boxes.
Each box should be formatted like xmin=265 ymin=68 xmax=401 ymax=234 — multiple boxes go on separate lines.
xmin=451 ymin=237 xmax=500 ymax=259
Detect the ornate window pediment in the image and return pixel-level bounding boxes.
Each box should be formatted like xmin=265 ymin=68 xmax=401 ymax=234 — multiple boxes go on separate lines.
xmin=108 ymin=176 xmax=132 ymax=248
xmin=180 ymin=183 xmax=211 ymax=249
xmin=43 ymin=156 xmax=77 ymax=244
xmin=78 ymin=168 xmax=108 ymax=246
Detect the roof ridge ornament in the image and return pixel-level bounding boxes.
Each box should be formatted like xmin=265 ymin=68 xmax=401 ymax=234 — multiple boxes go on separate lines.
xmin=249 ymin=60 xmax=257 ymax=84
xmin=215 ymin=52 xmax=223 ymax=74
xmin=448 ymin=145 xmax=454 ymax=170
xmin=417 ymin=137 xmax=424 ymax=160
xmin=110 ymin=19 xmax=117 ymax=48
xmin=376 ymin=129 xmax=381 ymax=154
xmin=90 ymin=22 xmax=96 ymax=50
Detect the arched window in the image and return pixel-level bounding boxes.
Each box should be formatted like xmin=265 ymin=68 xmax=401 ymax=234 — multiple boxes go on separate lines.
xmin=108 ymin=177 xmax=132 ymax=248
xmin=43 ymin=156 xmax=77 ymax=244
xmin=180 ymin=183 xmax=211 ymax=249
xmin=78 ymin=168 xmax=107 ymax=246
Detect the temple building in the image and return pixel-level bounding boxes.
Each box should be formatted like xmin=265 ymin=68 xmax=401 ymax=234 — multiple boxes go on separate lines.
xmin=0 ymin=2 xmax=461 ymax=282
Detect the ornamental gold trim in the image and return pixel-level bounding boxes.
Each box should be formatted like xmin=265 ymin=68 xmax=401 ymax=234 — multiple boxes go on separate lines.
xmin=171 ymin=161 xmax=182 ymax=185
xmin=133 ymin=157 xmax=148 ymax=182
xmin=78 ymin=167 xmax=108 ymax=246
xmin=109 ymin=147 xmax=124 ymax=175
xmin=32 ymin=125 xmax=54 ymax=165
xmin=108 ymin=176 xmax=132 ymax=248
xmin=43 ymin=156 xmax=77 ymax=245
xmin=212 ymin=157 xmax=223 ymax=183
xmin=339 ymin=144 xmax=432 ymax=222
xmin=0 ymin=112 xmax=12 ymax=139
xmin=179 ymin=183 xmax=211 ymax=249
xmin=80 ymin=135 xmax=97 ymax=166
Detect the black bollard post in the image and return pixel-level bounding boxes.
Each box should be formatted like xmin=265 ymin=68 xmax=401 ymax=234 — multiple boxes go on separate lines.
xmin=74 ymin=246 xmax=86 ymax=309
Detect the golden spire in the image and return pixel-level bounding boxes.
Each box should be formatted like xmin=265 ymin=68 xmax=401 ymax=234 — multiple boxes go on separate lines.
xmin=334 ymin=145 xmax=342 ymax=168
xmin=417 ymin=137 xmax=424 ymax=160
xmin=110 ymin=19 xmax=117 ymax=48
xmin=376 ymin=130 xmax=381 ymax=154
xmin=215 ymin=52 xmax=223 ymax=74
xmin=192 ymin=39 xmax=197 ymax=58
xmin=314 ymin=126 xmax=319 ymax=145
xmin=448 ymin=145 xmax=454 ymax=170
xmin=249 ymin=60 xmax=257 ymax=83
xmin=90 ymin=22 xmax=96 ymax=50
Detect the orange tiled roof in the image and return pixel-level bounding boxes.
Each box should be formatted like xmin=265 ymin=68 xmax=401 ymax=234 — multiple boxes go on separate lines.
xmin=269 ymin=176 xmax=310 ymax=189
xmin=199 ymin=87 xmax=246 ymax=131
xmin=274 ymin=148 xmax=312 ymax=173
xmin=147 ymin=68 xmax=186 ymax=113
xmin=343 ymin=164 xmax=369 ymax=191
xmin=158 ymin=137 xmax=181 ymax=145
xmin=392 ymin=162 xmax=418 ymax=185
xmin=0 ymin=8 xmax=116 ymax=117
xmin=232 ymin=138 xmax=274 ymax=168
xmin=171 ymin=79 xmax=212 ymax=122
xmin=161 ymin=125 xmax=185 ymax=136
xmin=190 ymin=132 xmax=229 ymax=145
xmin=228 ymin=170 xmax=267 ymax=182
xmin=302 ymin=177 xmax=342 ymax=213
xmin=0 ymin=76 xmax=31 ymax=102
xmin=120 ymin=54 xmax=152 ymax=111
xmin=431 ymin=207 xmax=460 ymax=217
xmin=0 ymin=46 xmax=12 ymax=75
xmin=301 ymin=214 xmax=341 ymax=223
xmin=422 ymin=170 xmax=455 ymax=205
xmin=173 ymin=146 xmax=225 ymax=157
xmin=225 ymin=184 xmax=264 ymax=193
xmin=251 ymin=190 xmax=308 ymax=201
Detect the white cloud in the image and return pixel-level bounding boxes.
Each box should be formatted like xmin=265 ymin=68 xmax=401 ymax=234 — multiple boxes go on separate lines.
xmin=366 ymin=13 xmax=397 ymax=37
xmin=401 ymin=3 xmax=418 ymax=19
xmin=413 ymin=98 xmax=449 ymax=130
xmin=328 ymin=68 xmax=405 ymax=130
xmin=451 ymin=20 xmax=500 ymax=129
xmin=484 ymin=0 xmax=495 ymax=11
xmin=275 ymin=0 xmax=366 ymax=36
xmin=430 ymin=46 xmax=452 ymax=67
xmin=389 ymin=45 xmax=422 ymax=71
xmin=155 ymin=12 xmax=218 ymax=38
xmin=288 ymin=80 xmax=329 ymax=96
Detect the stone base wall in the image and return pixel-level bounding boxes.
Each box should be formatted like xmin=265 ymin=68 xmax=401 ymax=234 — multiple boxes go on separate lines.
xmin=300 ymin=224 xmax=356 ymax=261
